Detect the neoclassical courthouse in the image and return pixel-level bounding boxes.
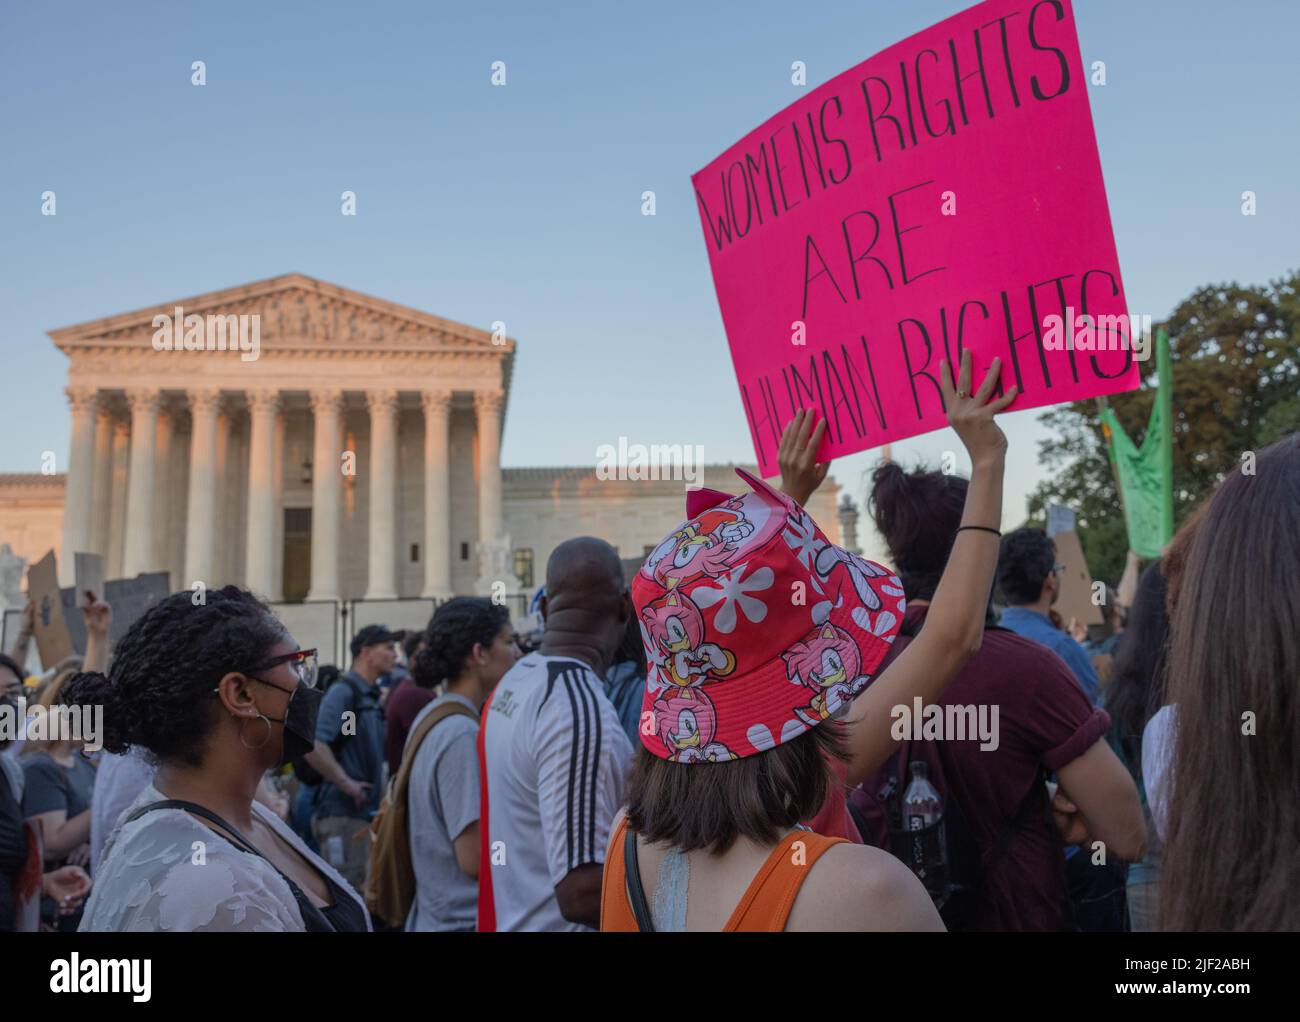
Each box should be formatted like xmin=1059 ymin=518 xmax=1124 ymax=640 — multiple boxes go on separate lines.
xmin=1 ymin=275 xmax=851 ymax=624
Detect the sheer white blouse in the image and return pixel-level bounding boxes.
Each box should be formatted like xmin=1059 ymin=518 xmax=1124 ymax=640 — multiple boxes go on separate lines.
xmin=80 ymin=782 xmax=370 ymax=932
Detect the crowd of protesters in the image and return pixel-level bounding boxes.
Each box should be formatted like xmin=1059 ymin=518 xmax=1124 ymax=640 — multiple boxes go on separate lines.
xmin=1 ymin=354 xmax=1295 ymax=932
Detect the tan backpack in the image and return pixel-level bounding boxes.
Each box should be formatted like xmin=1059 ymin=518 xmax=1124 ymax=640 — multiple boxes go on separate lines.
xmin=366 ymin=699 xmax=477 ymax=927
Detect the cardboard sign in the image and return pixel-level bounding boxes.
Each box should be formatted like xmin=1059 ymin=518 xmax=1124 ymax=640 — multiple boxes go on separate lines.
xmin=692 ymin=0 xmax=1140 ymax=475
xmin=101 ymin=573 xmax=170 ymax=646
xmin=59 ymin=572 xmax=170 ymax=655
xmin=1052 ymin=528 xmax=1102 ymax=626
xmin=74 ymin=552 xmax=105 ymax=609
xmin=26 ymin=551 xmax=73 ymax=668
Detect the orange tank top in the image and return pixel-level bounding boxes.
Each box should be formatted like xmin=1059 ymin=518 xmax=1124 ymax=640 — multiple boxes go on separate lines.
xmin=600 ymin=816 xmax=846 ymax=932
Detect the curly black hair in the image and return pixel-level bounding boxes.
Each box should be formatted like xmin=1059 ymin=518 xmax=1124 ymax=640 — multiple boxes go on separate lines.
xmin=402 ymin=630 xmax=425 ymax=660
xmin=61 ymin=586 xmax=288 ymax=766
xmin=869 ymin=461 xmax=969 ymax=602
xmin=996 ymin=527 xmax=1057 ymax=606
xmin=410 ymin=597 xmax=510 ymax=690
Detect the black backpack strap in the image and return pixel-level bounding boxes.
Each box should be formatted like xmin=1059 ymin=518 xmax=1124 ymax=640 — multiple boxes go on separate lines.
xmin=328 ymin=674 xmax=368 ymax=755
xmin=979 ymin=769 xmax=1076 ymax=931
xmin=125 ymin=799 xmax=259 ymax=854
xmin=124 ymin=798 xmax=339 ymax=932
xmin=983 ymin=771 xmax=1050 ymax=869
xmin=346 ymin=672 xmax=376 ymax=705
xmin=1035 ymin=771 xmax=1080 ymax=932
xmin=623 ymin=827 xmax=656 ymax=933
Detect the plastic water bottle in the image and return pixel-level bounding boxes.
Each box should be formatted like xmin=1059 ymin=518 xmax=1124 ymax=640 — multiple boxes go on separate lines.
xmin=902 ymin=762 xmax=942 ymax=830
xmin=901 ymin=762 xmax=947 ymax=895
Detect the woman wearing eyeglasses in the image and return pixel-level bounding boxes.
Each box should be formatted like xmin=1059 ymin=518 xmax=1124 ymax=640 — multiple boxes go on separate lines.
xmin=63 ymin=586 xmax=370 ymax=932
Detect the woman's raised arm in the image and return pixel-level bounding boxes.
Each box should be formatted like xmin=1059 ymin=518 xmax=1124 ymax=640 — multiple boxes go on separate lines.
xmin=844 ymin=350 xmax=1015 ymax=788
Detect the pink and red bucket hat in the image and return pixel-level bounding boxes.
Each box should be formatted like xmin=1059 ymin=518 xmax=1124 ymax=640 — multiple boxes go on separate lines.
xmin=634 ymin=468 xmax=905 ymax=762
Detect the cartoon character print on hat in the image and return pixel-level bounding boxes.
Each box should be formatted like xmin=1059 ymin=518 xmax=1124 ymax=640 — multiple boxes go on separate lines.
xmin=641 ymin=493 xmax=784 ymax=591
xmin=815 ymin=545 xmax=906 ymax=634
xmin=634 ymin=467 xmax=906 ymax=762
xmin=782 ymin=622 xmax=870 ymax=727
xmin=651 ymin=688 xmax=736 ymax=763
xmin=640 ymin=589 xmax=737 ymax=692
xmin=784 ymin=508 xmax=907 ymax=632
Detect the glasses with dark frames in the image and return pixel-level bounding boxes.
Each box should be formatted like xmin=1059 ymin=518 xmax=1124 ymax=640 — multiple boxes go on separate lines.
xmin=244 ymin=648 xmax=319 ymax=688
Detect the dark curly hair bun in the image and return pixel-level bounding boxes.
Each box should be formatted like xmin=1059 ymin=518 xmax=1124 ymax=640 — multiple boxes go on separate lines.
xmin=411 ymin=597 xmax=510 ymax=689
xmin=869 ymin=461 xmax=968 ymax=601
xmin=60 ymin=671 xmax=124 ymax=752
xmin=60 ymin=586 xmax=287 ymax=766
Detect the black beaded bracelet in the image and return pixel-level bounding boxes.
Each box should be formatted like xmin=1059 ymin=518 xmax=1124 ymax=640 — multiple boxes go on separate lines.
xmin=956 ymin=525 xmax=1002 ymax=537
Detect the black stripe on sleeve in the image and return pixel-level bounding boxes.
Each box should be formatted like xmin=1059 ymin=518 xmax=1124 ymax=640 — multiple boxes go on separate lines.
xmin=582 ymin=675 xmax=603 ymax=864
xmin=561 ymin=673 xmax=582 ymax=872
xmin=572 ymin=671 xmax=593 ymax=864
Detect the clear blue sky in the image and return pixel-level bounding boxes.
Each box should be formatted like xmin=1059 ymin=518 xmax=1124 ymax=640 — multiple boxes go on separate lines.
xmin=2 ymin=0 xmax=1296 ymax=556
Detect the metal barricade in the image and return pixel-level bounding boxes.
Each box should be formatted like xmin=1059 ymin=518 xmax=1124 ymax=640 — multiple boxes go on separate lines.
xmin=268 ymin=600 xmax=342 ymax=668
xmin=344 ymin=598 xmax=441 ymax=652
xmin=265 ymin=595 xmax=534 ymax=669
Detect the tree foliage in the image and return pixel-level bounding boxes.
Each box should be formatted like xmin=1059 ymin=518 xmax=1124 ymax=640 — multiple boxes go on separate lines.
xmin=1026 ymin=271 xmax=1300 ymax=585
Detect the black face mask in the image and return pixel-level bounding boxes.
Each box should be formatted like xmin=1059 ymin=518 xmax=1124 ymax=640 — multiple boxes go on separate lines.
xmin=251 ymin=678 xmax=323 ymax=765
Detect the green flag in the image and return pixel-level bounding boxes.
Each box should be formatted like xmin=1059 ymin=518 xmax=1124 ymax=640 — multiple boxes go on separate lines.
xmin=1100 ymin=328 xmax=1174 ymax=558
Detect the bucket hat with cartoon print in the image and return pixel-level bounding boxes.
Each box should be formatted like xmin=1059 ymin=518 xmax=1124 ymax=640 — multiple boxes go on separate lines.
xmin=633 ymin=468 xmax=905 ymax=762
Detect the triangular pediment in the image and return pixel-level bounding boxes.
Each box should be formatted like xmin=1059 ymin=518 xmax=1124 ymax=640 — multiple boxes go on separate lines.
xmin=48 ymin=274 xmax=513 ymax=356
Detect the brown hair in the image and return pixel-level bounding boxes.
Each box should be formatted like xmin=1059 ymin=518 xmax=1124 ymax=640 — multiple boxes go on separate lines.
xmin=624 ymin=723 xmax=846 ymax=854
xmin=1161 ymin=496 xmax=1210 ymax=619
xmin=1160 ymin=431 xmax=1300 ymax=931
xmin=19 ymin=663 xmax=84 ymax=757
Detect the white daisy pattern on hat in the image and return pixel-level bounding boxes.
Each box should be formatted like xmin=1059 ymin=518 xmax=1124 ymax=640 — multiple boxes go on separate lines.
xmin=634 ymin=467 xmax=904 ymax=761
xmin=692 ymin=561 xmax=775 ymax=633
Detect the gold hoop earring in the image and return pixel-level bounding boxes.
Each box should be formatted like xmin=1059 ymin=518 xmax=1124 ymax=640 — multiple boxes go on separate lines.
xmin=239 ymin=714 xmax=273 ymax=751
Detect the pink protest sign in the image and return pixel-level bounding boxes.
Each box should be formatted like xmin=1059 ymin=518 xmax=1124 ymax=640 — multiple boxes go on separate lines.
xmin=693 ymin=0 xmax=1139 ymax=477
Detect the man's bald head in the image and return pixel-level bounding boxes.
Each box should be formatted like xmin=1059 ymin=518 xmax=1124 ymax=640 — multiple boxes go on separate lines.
xmin=541 ymin=538 xmax=630 ymax=670
xmin=545 ymin=537 xmax=625 ymax=610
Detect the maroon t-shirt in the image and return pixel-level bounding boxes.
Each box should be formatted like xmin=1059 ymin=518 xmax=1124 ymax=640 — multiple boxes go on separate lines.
xmin=384 ymin=677 xmax=437 ymax=775
xmin=853 ymin=604 xmax=1109 ymax=931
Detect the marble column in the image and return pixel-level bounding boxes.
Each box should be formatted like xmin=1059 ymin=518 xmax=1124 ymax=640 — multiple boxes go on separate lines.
xmin=420 ymin=390 xmax=453 ymax=598
xmin=364 ymin=389 xmax=399 ymax=599
xmin=474 ymin=391 xmax=505 ymax=578
xmin=90 ymin=401 xmax=114 ymax=557
xmin=168 ymin=404 xmax=189 ymax=586
xmin=184 ymin=389 xmax=222 ymax=587
xmin=60 ymin=387 xmax=99 ymax=585
xmin=122 ymin=388 xmax=161 ymax=577
xmin=244 ymin=390 xmax=281 ymax=599
xmin=212 ymin=406 xmax=233 ymax=585
xmin=272 ymin=409 xmax=285 ymax=602
xmin=229 ymin=411 xmax=250 ymax=586
xmin=152 ymin=403 xmax=174 ymax=581
xmin=307 ymin=390 xmax=343 ymax=602
xmin=107 ymin=418 xmax=130 ymax=578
